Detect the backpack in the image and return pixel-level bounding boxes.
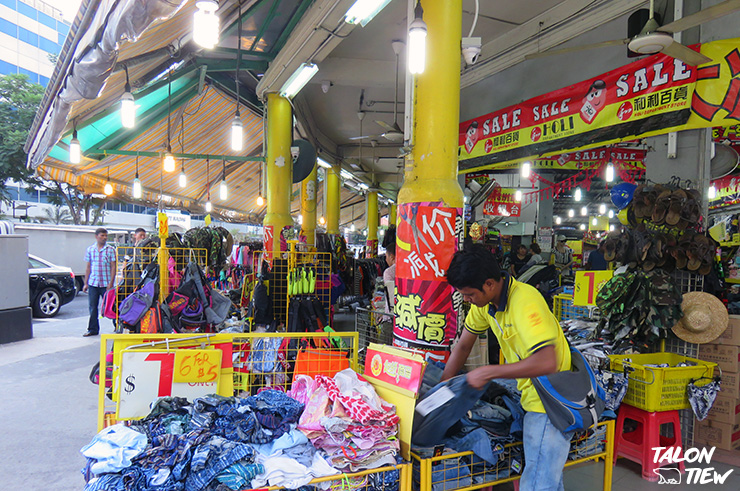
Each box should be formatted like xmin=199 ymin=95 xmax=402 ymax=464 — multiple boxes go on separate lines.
xmin=118 ymin=279 xmax=156 ymax=325
xmin=531 ymin=346 xmax=606 ymax=433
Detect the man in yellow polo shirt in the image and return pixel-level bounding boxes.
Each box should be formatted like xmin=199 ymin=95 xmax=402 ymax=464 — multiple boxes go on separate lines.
xmin=442 ymin=245 xmax=571 ymax=491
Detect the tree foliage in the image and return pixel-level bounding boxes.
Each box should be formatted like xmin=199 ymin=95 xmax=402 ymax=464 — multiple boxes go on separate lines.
xmin=0 ymin=73 xmax=44 ymax=201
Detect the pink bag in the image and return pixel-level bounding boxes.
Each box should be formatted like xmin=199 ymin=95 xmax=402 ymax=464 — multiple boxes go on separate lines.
xmin=103 ymin=288 xmax=117 ymax=319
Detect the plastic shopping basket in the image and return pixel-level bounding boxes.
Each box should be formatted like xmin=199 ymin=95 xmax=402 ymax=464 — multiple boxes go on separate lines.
xmin=609 ymin=353 xmax=717 ymax=412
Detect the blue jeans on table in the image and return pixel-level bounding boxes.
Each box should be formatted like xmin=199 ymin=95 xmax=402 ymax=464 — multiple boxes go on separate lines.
xmin=87 ymin=285 xmax=107 ymax=334
xmin=519 ymin=412 xmax=573 ymax=491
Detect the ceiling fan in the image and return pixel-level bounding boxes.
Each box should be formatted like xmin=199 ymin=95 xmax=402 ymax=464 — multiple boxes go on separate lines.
xmin=350 ymin=41 xmax=405 ymax=143
xmin=525 ymin=0 xmax=740 ymax=66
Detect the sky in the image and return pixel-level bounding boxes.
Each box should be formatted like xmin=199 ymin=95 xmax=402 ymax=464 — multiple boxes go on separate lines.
xmin=58 ymin=0 xmax=83 ymax=22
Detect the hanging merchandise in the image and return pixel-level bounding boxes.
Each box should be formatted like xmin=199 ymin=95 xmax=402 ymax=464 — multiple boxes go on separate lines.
xmin=671 ymin=291 xmax=729 ymax=344
xmin=595 ymin=269 xmax=683 ymax=351
xmin=610 ymin=182 xmax=637 ymax=209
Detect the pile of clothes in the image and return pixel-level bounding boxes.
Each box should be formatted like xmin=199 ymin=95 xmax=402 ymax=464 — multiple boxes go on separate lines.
xmin=81 ymin=369 xmax=401 ymax=491
xmin=291 ymin=369 xmax=401 ymax=472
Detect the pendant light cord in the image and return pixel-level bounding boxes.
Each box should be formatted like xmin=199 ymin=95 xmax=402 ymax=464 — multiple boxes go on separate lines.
xmin=167 ymin=68 xmax=172 ymax=152
xmin=236 ymin=2 xmax=241 ymax=116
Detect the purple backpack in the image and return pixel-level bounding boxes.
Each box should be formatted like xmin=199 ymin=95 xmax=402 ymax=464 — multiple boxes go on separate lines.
xmin=118 ymin=279 xmax=156 ymax=325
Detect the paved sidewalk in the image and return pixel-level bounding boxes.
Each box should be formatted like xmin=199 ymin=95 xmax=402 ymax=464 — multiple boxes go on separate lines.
xmin=0 ymin=298 xmax=110 ymax=490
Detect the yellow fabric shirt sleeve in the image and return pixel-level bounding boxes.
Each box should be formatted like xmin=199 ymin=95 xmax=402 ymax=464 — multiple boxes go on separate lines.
xmin=512 ymin=292 xmax=561 ymax=357
xmin=464 ymin=305 xmax=490 ymax=335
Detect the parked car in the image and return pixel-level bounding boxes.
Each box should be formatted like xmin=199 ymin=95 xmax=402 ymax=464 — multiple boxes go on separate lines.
xmin=29 ymin=254 xmax=76 ymax=318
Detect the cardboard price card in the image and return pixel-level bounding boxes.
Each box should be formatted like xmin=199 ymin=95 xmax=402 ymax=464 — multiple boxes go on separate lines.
xmin=173 ymin=349 xmax=222 ymax=383
xmin=573 ymin=271 xmax=613 ymax=306
xmin=157 ymin=212 xmax=168 ymax=239
xmin=117 ymin=350 xmax=222 ymax=419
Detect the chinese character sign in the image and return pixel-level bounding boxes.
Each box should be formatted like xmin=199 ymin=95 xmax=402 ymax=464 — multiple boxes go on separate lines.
xmin=395 ymin=204 xmax=462 ymax=357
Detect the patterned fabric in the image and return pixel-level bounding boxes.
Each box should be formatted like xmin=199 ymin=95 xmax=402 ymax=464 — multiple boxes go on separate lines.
xmin=687 ymin=379 xmax=721 ymax=421
xmin=315 ymin=375 xmax=399 ymax=428
xmin=85 ymin=243 xmax=116 ymax=287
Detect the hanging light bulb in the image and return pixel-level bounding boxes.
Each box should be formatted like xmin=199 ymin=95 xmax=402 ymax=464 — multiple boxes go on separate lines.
xmin=351 ymin=223 xmax=356 ymax=232
xmin=580 ymin=223 xmax=586 ymax=231
xmin=592 ymin=217 xmax=598 ymax=226
xmin=256 ymin=195 xmax=264 ymax=206
xmin=599 ymin=203 xmax=606 ymax=215
xmin=319 ymin=216 xmax=326 ymax=226
xmin=121 ymin=67 xmax=135 ymax=128
xmin=205 ymin=200 xmax=213 ymax=212
xmin=132 ymin=154 xmax=142 ymax=198
xmin=574 ymin=187 xmax=582 ymax=201
xmin=514 ymin=189 xmax=522 ymax=202
xmin=163 ymin=69 xmax=175 ymax=172
xmin=133 ymin=176 xmax=142 ymax=199
xmin=521 ymin=161 xmax=531 ymax=178
xmin=605 ymin=162 xmax=615 ymax=182
xmin=568 ymin=209 xmax=574 ymax=218
xmin=555 ymin=216 xmax=562 ymax=225
xmin=219 ymin=160 xmax=228 ymax=200
xmin=103 ymin=166 xmax=113 ymax=195
xmin=193 ymin=0 xmax=220 ymax=49
xmin=179 ymin=160 xmax=187 ymax=188
xmin=69 ymin=122 xmax=81 ymax=164
xmin=608 ymin=209 xmax=614 ymax=219
xmin=610 ymin=224 xmax=615 ymax=231
xmin=231 ymin=113 xmax=243 ymax=151
xmin=581 ymin=206 xmax=588 ymax=216
xmin=708 ymin=184 xmax=717 ymax=199
xmin=408 ymin=2 xmax=427 ymax=75
xmin=163 ymin=149 xmax=176 ymax=172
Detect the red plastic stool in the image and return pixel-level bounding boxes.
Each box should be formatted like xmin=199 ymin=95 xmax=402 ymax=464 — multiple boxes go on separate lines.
xmin=614 ymin=403 xmax=685 ymax=481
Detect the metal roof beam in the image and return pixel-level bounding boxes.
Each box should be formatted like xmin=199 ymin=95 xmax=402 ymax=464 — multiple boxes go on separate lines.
xmin=85 ymin=149 xmax=265 ymax=162
xmin=193 ymin=59 xmax=269 ymax=72
xmin=270 ymin=0 xmax=314 ymax=55
xmin=207 ymin=72 xmax=262 ymax=115
xmin=221 ymin=0 xmax=273 ymax=38
xmin=251 ymin=0 xmax=283 ymax=51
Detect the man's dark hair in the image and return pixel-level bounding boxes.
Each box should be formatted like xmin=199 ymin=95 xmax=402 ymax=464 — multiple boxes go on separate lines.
xmin=95 ymin=227 xmax=108 ymax=236
xmin=447 ymin=244 xmax=501 ymax=291
xmin=382 ymin=225 xmax=396 ymax=255
xmin=517 ymin=244 xmax=527 ymax=253
xmin=530 ymin=243 xmax=541 ymax=254
xmin=134 ymin=227 xmax=146 ymax=234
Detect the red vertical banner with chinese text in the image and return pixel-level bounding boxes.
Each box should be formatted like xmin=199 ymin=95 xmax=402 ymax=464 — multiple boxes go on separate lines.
xmin=366 ymin=239 xmax=378 ymax=258
xmin=263 ymin=225 xmax=274 ymax=264
xmin=394 ymin=203 xmax=463 ymax=361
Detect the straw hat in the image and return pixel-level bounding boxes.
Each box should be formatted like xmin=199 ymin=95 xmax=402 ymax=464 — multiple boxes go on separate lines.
xmin=672 ymin=292 xmax=729 ymax=344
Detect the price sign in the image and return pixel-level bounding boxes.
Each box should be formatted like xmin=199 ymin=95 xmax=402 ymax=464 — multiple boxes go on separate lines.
xmin=173 ymin=350 xmax=221 ymax=383
xmin=157 ymin=212 xmax=168 ymax=239
xmin=205 ymin=214 xmax=212 ymax=226
xmin=573 ymin=270 xmax=613 ymax=306
xmin=364 ymin=344 xmax=425 ymax=394
xmin=117 ymin=349 xmax=222 ymax=419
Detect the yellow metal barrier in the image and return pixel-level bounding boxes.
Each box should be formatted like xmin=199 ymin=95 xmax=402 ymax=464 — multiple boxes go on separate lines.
xmin=95 ymin=331 xmax=416 ymax=491
xmin=410 ymin=420 xmax=615 ymax=491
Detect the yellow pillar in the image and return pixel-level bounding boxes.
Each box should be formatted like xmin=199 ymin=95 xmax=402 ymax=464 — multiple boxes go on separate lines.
xmin=366 ymin=191 xmax=378 ymax=257
xmin=263 ymin=93 xmax=293 ymax=260
xmin=301 ymin=164 xmax=317 ymax=246
xmin=394 ymin=0 xmax=463 ymax=357
xmin=389 ymin=203 xmax=397 ymax=227
xmin=326 ymin=163 xmax=341 ymax=234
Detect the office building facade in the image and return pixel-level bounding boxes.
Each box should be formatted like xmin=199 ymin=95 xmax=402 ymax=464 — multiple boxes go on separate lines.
xmin=0 ymin=0 xmax=69 ymax=86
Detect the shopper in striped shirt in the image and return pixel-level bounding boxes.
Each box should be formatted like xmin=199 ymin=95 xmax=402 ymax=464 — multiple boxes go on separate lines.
xmin=83 ymin=228 xmax=117 ymax=337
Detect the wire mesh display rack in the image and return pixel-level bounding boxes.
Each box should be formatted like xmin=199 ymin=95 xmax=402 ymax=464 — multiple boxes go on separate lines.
xmin=664 ymin=269 xmax=705 ymax=448
xmin=410 ymin=420 xmax=615 ymax=491
xmin=356 ymin=307 xmax=395 ymax=368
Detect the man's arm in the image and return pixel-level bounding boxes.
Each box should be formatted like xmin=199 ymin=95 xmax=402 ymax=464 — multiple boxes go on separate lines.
xmin=465 ymin=345 xmax=558 ymax=390
xmin=83 ymin=262 xmax=91 ymax=292
xmin=440 ymin=329 xmax=478 ymax=382
xmin=108 ymin=254 xmax=117 ymax=290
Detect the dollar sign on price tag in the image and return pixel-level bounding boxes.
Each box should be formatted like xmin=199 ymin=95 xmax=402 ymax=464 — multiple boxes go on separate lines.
xmin=574 ymin=271 xmax=613 ymax=306
xmin=124 ymin=374 xmax=136 ymax=393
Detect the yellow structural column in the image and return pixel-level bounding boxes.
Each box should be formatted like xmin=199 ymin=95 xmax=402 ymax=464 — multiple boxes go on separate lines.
xmin=366 ymin=191 xmax=378 ymax=256
xmin=301 ymin=164 xmax=318 ymax=246
xmin=389 ymin=203 xmax=397 ymax=227
xmin=394 ymin=0 xmax=463 ymax=356
xmin=326 ymin=163 xmax=341 ymax=234
xmin=263 ymin=93 xmax=293 ymax=261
